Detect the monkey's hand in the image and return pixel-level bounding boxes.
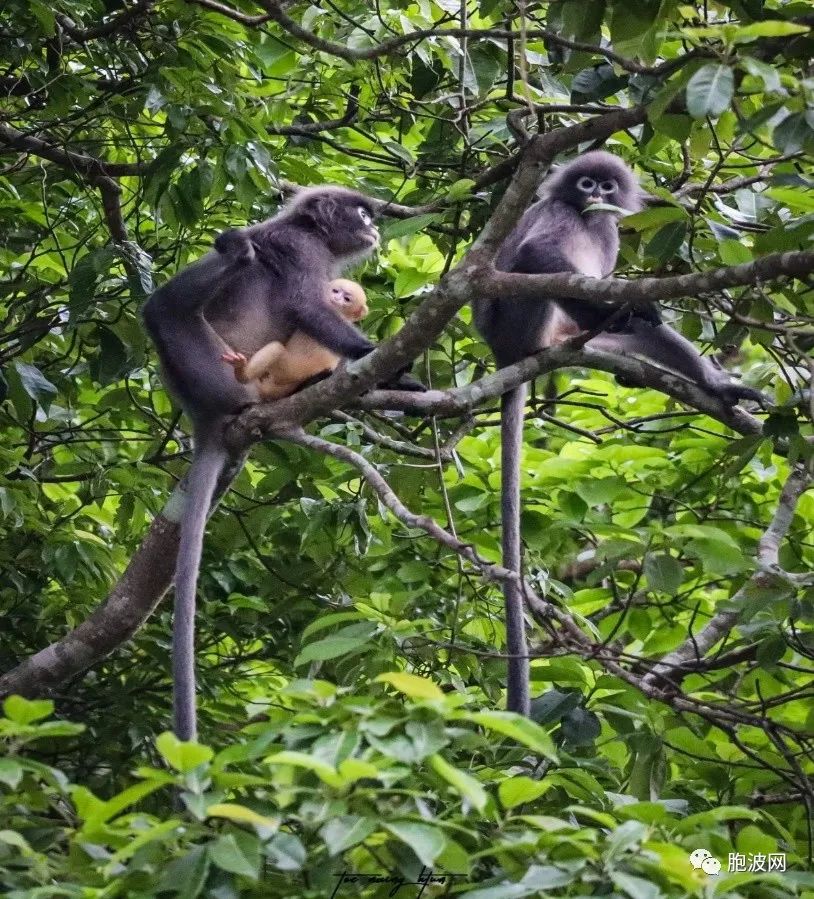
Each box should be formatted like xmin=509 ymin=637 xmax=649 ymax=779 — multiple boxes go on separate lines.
xmin=214 ymin=229 xmax=256 ymax=264
xmin=381 ymin=371 xmax=427 ymax=392
xmin=604 ymin=302 xmax=662 ymax=332
xmin=633 ymin=303 xmax=663 ymax=328
xmin=221 ymin=351 xmax=249 ymax=382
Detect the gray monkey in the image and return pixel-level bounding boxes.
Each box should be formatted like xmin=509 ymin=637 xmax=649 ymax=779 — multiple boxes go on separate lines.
xmin=472 ymin=151 xmax=765 ymax=716
xmin=144 ymin=187 xmax=405 ymax=740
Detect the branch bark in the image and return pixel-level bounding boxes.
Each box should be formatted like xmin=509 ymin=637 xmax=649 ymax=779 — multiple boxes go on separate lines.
xmin=0 ymin=123 xmax=145 ymax=178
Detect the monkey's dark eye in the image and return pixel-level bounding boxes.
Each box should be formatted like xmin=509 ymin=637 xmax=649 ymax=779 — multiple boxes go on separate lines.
xmin=357 ymin=206 xmax=372 ymax=226
xmin=577 ymin=177 xmax=596 ymax=193
xmin=599 ymin=180 xmax=616 ymax=193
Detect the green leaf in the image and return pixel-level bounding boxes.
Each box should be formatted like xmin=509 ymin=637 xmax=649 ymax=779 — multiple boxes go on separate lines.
xmin=645 ymin=222 xmax=686 ymax=261
xmin=319 ymin=815 xmax=377 ymax=855
xmin=740 ymin=57 xmax=783 ymax=94
xmin=385 ymin=821 xmax=446 ymax=867
xmin=461 ymin=711 xmax=559 ymax=761
xmin=375 ymin=671 xmax=444 ymax=700
xmin=0 ymin=760 xmax=23 ymax=789
xmin=158 ymin=846 xmax=210 ymax=899
xmin=265 ymin=832 xmax=306 ymax=871
xmin=383 ymin=140 xmax=415 ymax=167
xmin=429 ymin=753 xmax=488 ymax=811
xmin=3 ymin=695 xmax=53 ymax=725
xmin=530 ymin=688 xmax=580 ymax=724
xmin=394 ymin=267 xmax=433 ymax=297
xmin=686 ymin=65 xmax=734 ymax=119
xmin=643 ymin=553 xmax=683 ymax=594
xmin=295 ymin=623 xmax=377 ymax=666
xmin=765 ymin=187 xmax=814 ymax=214
xmin=498 ymin=776 xmax=548 ymax=809
xmin=734 ymin=21 xmax=810 ymax=43
xmin=380 ymin=213 xmax=442 ymax=241
xmin=0 ymin=830 xmax=31 ymax=853
xmin=155 ymin=732 xmax=214 ymax=773
xmin=688 ymin=537 xmax=749 ymax=576
xmin=560 ymin=708 xmax=601 ymax=747
xmin=465 ymin=865 xmax=575 ymax=898
xmin=206 ymin=803 xmax=279 ymax=829
xmin=718 ymin=239 xmax=753 ymax=265
xmin=265 ymin=750 xmax=344 ymax=788
xmin=623 ymin=206 xmax=687 ymax=231
xmin=773 ymin=113 xmax=813 ymax=154
xmin=208 ymin=833 xmax=260 ymax=879
xmin=13 ymin=363 xmax=57 ymax=410
xmin=447 ymin=178 xmax=476 ymax=201
xmin=612 ymin=871 xmax=662 ymax=899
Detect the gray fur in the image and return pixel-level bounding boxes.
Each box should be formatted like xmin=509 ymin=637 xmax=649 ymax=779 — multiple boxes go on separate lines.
xmin=143 ymin=186 xmax=381 ymax=740
xmin=472 ymin=151 xmax=764 ymax=718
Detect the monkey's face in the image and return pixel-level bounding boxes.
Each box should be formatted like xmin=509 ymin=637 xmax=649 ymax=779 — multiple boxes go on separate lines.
xmin=329 ymin=280 xmax=369 ymax=321
xmin=573 ymin=172 xmax=621 ymax=210
xmin=546 ymin=151 xmax=641 ymax=215
xmin=293 ymin=189 xmax=380 ymax=260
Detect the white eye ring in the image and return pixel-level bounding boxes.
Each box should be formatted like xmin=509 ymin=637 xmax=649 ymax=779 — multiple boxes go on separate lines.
xmin=357 ymin=206 xmax=372 ymax=225
xmin=577 ymin=177 xmax=596 ymax=193
xmin=599 ymin=181 xmax=616 ymax=193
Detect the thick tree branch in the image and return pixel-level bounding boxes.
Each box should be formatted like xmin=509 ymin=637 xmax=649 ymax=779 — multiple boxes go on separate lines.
xmin=484 ymin=251 xmax=814 ymax=306
xmin=0 ymin=452 xmax=246 ymax=698
xmin=0 ymin=123 xmax=145 ymax=178
xmin=0 ymin=517 xmax=178 ymax=698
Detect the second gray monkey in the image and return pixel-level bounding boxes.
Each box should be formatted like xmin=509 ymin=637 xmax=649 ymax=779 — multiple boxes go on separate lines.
xmin=473 ymin=151 xmax=765 ymax=716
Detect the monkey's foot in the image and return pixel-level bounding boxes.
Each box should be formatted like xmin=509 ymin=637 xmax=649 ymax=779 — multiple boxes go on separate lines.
xmin=720 ymin=383 xmax=770 ymax=409
xmin=385 ymin=372 xmax=427 ymax=392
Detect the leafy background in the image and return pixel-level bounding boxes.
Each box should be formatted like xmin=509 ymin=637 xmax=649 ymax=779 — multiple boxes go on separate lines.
xmin=1 ymin=0 xmax=814 ymax=895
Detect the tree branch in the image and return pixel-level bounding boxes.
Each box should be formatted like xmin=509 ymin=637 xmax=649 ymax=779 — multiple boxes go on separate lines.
xmin=188 ymin=0 xmax=698 ymax=76
xmin=54 ymin=1 xmax=155 ymax=42
xmin=641 ymin=466 xmax=812 ymax=690
xmin=0 ymin=123 xmax=145 ymax=178
xmin=484 ymin=250 xmax=814 ymax=307
xmin=266 ymin=86 xmax=360 ymax=136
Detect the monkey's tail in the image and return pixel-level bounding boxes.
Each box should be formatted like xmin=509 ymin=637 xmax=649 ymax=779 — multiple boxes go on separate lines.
xmin=173 ymin=436 xmax=227 ymax=742
xmin=501 ymin=385 xmax=530 ymax=716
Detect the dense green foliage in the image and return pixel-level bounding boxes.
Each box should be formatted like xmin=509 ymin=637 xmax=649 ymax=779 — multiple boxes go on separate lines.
xmin=1 ymin=0 xmax=814 ymax=895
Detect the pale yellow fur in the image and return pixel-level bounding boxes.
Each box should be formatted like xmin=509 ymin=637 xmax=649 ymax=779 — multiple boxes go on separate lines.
xmin=223 ymin=279 xmax=368 ymax=400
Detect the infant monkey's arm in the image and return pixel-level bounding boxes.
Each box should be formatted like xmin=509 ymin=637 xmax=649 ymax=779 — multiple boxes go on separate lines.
xmin=222 ymin=279 xmax=369 ymax=398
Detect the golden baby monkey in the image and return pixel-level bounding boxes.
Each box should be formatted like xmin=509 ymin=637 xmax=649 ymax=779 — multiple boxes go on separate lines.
xmin=221 ymin=278 xmax=369 ymax=399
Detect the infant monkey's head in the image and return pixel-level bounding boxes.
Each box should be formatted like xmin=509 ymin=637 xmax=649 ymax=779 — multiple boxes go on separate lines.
xmin=328 ymin=278 xmax=368 ymax=322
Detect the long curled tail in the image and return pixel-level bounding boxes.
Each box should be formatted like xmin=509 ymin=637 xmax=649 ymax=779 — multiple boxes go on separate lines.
xmin=173 ymin=436 xmax=227 ymax=741
xmin=501 ymin=385 xmax=530 ymax=716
